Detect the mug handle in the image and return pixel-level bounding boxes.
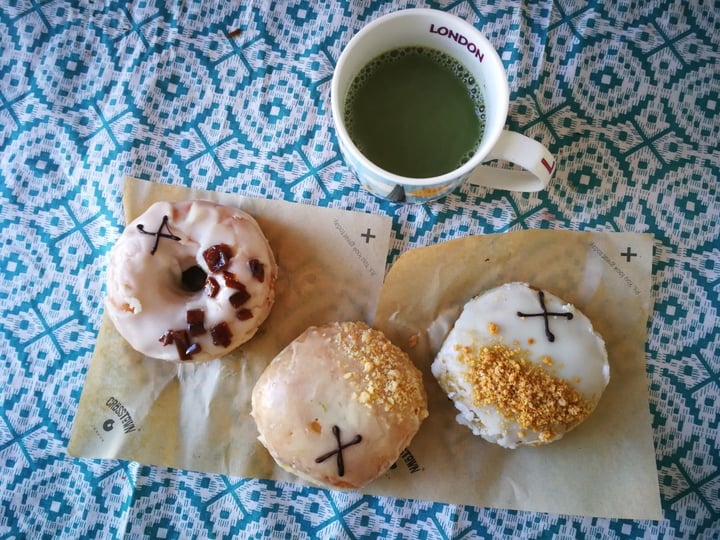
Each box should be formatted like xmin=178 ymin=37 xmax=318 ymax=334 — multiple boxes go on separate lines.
xmin=468 ymin=131 xmax=556 ymax=192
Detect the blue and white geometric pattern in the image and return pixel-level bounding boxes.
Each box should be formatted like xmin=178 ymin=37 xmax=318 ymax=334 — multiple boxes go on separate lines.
xmin=1 ymin=0 xmax=718 ymax=538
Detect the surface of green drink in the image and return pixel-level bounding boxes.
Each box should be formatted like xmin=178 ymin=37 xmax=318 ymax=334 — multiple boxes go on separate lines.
xmin=344 ymin=46 xmax=485 ymax=179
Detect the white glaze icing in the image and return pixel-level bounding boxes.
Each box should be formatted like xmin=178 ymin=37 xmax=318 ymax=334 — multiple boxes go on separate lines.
xmin=105 ymin=200 xmax=277 ymax=361
xmin=431 ymin=282 xmax=609 ymax=448
xmin=251 ymin=322 xmax=428 ymax=490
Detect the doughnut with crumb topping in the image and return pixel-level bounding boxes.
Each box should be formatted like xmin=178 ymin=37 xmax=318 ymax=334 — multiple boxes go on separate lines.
xmin=251 ymin=321 xmax=428 ymax=489
xmin=431 ymin=282 xmax=609 ymax=448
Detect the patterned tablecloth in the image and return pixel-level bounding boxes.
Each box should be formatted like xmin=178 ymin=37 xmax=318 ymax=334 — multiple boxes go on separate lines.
xmin=1 ymin=0 xmax=717 ymax=538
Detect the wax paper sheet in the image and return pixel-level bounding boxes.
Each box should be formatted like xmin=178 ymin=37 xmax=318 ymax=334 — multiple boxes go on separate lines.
xmin=370 ymin=230 xmax=661 ymax=519
xmin=68 ymin=177 xmax=392 ymax=478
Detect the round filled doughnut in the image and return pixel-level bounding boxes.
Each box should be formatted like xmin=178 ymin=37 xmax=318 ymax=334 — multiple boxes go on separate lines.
xmin=431 ymin=282 xmax=609 ymax=448
xmin=106 ymin=200 xmax=278 ymax=362
xmin=251 ymin=321 xmax=428 ymax=490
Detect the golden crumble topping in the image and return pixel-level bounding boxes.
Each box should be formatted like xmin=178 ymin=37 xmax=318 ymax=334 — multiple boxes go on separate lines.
xmin=335 ymin=322 xmax=427 ymax=418
xmin=454 ymin=343 xmax=591 ymax=436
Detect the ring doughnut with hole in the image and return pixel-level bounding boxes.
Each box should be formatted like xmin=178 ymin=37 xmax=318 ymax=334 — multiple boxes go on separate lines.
xmin=105 ymin=200 xmax=278 ymax=361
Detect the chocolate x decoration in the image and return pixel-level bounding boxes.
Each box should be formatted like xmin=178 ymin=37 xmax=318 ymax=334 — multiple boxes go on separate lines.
xmin=517 ymin=290 xmax=573 ymax=342
xmin=315 ymin=425 xmax=362 ymax=477
xmin=137 ymin=215 xmax=181 ymax=255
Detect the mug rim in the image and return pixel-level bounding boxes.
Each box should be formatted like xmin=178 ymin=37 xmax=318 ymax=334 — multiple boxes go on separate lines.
xmin=331 ymin=8 xmax=510 ymax=188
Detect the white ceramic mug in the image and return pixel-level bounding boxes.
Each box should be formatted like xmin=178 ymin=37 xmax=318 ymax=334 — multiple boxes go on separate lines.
xmin=331 ymin=8 xmax=556 ymax=203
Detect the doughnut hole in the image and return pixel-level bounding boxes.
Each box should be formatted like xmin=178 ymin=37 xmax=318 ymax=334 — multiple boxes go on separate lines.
xmin=181 ymin=264 xmax=207 ymax=293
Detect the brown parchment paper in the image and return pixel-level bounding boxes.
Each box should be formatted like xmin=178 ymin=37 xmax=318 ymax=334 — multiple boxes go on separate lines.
xmin=69 ymin=179 xmax=660 ymax=519
xmin=68 ymin=177 xmax=393 ymax=479
xmin=370 ymin=230 xmax=662 ymax=519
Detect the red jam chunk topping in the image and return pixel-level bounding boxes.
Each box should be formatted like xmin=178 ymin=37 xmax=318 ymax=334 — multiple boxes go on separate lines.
xmin=159 ymin=329 xmax=202 ymax=360
xmin=203 ymin=243 xmax=233 ymax=272
xmin=210 ymin=322 xmax=233 ymax=348
xmin=236 ymin=308 xmax=253 ymax=321
xmin=159 ymin=331 xmax=174 ymax=346
xmin=248 ymin=259 xmax=265 ymax=282
xmin=187 ymin=309 xmax=206 ymax=336
xmin=223 ymin=271 xmax=246 ymax=290
xmin=229 ymin=289 xmax=251 ymax=308
xmin=204 ymin=276 xmax=220 ymax=298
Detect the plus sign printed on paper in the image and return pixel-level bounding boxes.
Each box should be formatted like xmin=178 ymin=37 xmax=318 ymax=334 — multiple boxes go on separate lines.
xmin=621 ymin=247 xmax=638 ymax=262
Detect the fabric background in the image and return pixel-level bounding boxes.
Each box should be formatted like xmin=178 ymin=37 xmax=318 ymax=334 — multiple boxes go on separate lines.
xmin=1 ymin=0 xmax=717 ymax=538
